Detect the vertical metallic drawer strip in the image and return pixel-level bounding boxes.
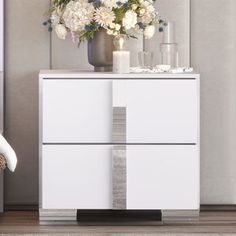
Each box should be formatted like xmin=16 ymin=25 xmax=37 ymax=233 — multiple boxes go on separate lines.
xmin=112 ymin=145 xmax=126 ymax=210
xmin=112 ymin=107 xmax=127 ymax=209
xmin=112 ymin=107 xmax=126 ymax=143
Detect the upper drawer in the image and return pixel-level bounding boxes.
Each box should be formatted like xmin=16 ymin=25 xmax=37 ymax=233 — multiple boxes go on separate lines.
xmin=125 ymin=80 xmax=199 ymax=143
xmin=41 ymin=79 xmax=199 ymax=143
xmin=42 ymin=80 xmax=112 ymax=143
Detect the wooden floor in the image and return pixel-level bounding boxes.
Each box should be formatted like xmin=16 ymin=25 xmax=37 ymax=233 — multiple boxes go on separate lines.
xmin=1 ymin=211 xmax=236 ymax=234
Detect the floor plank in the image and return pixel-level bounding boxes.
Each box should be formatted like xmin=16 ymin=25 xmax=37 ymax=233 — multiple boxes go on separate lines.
xmin=1 ymin=211 xmax=236 ymax=234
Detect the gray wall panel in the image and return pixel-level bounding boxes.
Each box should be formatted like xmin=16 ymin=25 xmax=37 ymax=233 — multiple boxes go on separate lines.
xmin=191 ymin=0 xmax=236 ymax=204
xmin=0 ymin=0 xmax=3 ymax=212
xmin=4 ymin=0 xmax=50 ymax=205
xmin=0 ymin=171 xmax=3 ymax=211
xmin=145 ymin=0 xmax=190 ymax=67
xmin=51 ymin=36 xmax=92 ymax=70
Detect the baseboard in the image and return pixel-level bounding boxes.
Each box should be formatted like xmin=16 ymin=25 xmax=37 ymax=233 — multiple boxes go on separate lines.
xmin=201 ymin=205 xmax=236 ymax=211
xmin=4 ymin=204 xmax=38 ymax=211
xmin=4 ymin=204 xmax=236 ymax=212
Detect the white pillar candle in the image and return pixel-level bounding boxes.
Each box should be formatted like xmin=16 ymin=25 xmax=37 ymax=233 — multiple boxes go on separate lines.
xmin=113 ymin=51 xmax=130 ymax=74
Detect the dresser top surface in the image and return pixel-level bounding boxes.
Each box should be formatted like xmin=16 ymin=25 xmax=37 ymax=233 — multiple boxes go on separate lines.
xmin=39 ymin=70 xmax=200 ymax=79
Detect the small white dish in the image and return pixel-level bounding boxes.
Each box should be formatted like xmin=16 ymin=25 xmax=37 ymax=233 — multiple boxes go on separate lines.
xmin=155 ymin=64 xmax=171 ymax=72
xmin=170 ymin=67 xmax=194 ymax=73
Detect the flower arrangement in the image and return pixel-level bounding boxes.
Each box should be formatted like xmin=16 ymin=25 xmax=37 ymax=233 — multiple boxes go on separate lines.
xmin=45 ymin=0 xmax=160 ymax=44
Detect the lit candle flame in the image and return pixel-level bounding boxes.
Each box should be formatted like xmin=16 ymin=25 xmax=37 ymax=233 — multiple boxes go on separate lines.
xmin=118 ymin=37 xmax=125 ymax=50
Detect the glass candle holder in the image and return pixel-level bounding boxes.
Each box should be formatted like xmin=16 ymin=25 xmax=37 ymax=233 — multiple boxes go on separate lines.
xmin=160 ymin=22 xmax=179 ymax=68
xmin=160 ymin=43 xmax=178 ymax=68
xmin=138 ymin=51 xmax=154 ymax=69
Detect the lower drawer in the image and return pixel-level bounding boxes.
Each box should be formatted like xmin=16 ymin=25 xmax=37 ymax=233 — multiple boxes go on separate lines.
xmin=41 ymin=145 xmax=199 ymax=210
xmin=42 ymin=145 xmax=113 ymax=209
xmin=127 ymin=145 xmax=199 ymax=210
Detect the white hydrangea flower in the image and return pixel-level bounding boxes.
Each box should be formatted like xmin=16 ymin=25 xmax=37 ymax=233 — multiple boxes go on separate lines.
xmin=62 ymin=0 xmax=94 ymax=32
xmin=101 ymin=0 xmax=117 ymax=8
xmin=140 ymin=13 xmax=153 ymax=24
xmin=107 ymin=29 xmax=114 ymax=35
xmin=50 ymin=8 xmax=62 ymax=25
xmin=142 ymin=1 xmax=155 ymax=13
xmin=107 ymin=23 xmax=121 ymax=35
xmin=110 ymin=22 xmax=116 ymax=28
xmin=55 ymin=24 xmax=68 ymax=39
xmin=94 ymin=7 xmax=115 ymax=27
xmin=101 ymin=0 xmax=128 ymax=9
xmin=131 ymin=4 xmax=138 ymax=10
xmin=122 ymin=10 xmax=137 ymax=30
xmin=139 ymin=8 xmax=146 ymax=15
xmin=101 ymin=0 xmax=113 ymax=8
xmin=140 ymin=0 xmax=156 ymax=24
xmin=118 ymin=0 xmax=129 ymax=5
xmin=115 ymin=24 xmax=121 ymax=31
xmin=144 ymin=24 xmax=155 ymax=39
xmin=125 ymin=23 xmax=142 ymax=36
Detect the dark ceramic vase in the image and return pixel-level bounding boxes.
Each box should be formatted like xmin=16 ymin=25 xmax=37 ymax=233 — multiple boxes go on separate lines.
xmin=88 ymin=29 xmax=114 ymax=72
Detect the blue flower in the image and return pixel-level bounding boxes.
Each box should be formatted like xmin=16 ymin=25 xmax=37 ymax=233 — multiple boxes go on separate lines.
xmin=116 ymin=1 xmax=123 ymax=6
xmin=159 ymin=27 xmax=164 ymax=32
xmin=85 ymin=25 xmax=92 ymax=31
xmin=95 ymin=22 xmax=101 ymax=29
xmin=138 ymin=22 xmax=145 ymax=29
xmin=123 ymin=2 xmax=130 ymax=8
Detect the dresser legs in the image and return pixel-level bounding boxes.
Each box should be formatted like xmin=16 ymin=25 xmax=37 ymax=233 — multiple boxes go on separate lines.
xmin=39 ymin=209 xmax=77 ymax=225
xmin=39 ymin=209 xmax=199 ymax=224
xmin=162 ymin=210 xmax=200 ymax=222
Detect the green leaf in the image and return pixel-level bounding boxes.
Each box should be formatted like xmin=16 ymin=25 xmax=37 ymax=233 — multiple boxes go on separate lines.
xmin=113 ymin=7 xmax=125 ymax=24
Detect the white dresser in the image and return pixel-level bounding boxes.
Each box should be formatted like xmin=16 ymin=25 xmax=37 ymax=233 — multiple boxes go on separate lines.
xmin=39 ymin=70 xmax=200 ymax=223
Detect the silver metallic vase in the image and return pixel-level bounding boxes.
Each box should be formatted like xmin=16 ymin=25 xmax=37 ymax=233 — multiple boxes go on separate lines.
xmin=88 ymin=29 xmax=114 ymax=72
